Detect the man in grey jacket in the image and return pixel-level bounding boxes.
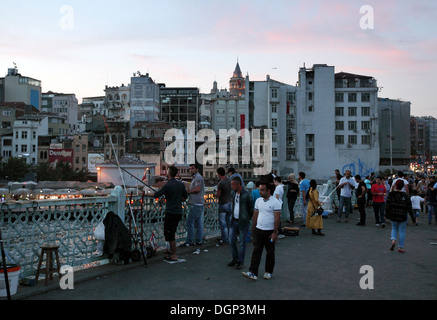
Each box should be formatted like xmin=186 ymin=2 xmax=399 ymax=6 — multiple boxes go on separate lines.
xmin=228 ymin=177 xmax=254 ymax=270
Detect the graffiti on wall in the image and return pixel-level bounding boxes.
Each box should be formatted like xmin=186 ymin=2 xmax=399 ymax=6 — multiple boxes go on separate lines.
xmin=342 ymin=158 xmax=376 ymax=178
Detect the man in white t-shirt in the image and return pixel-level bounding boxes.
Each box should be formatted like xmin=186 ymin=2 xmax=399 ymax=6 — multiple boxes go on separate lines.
xmin=273 ymin=176 xmax=284 ymax=206
xmin=243 ymin=182 xmax=282 ymax=281
xmin=390 ymin=171 xmax=410 ymax=194
xmin=337 ymin=169 xmax=357 ymax=223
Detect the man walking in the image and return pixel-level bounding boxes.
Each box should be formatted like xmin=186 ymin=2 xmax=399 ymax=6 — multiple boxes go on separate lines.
xmin=154 ymin=166 xmax=188 ymax=261
xmin=216 ymin=167 xmax=232 ymax=245
xmin=337 ymin=169 xmax=357 ymax=223
xmin=181 ymin=163 xmax=205 ymax=247
xmin=228 ymin=177 xmax=254 ymax=270
xmin=243 ymin=181 xmax=281 ymax=280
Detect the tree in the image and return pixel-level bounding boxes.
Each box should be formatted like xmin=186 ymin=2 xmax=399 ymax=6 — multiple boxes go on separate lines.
xmin=0 ymin=157 xmax=31 ymax=181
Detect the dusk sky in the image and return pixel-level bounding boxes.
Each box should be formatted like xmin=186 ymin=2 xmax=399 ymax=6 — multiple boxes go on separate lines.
xmin=1 ymin=0 xmax=436 ymax=117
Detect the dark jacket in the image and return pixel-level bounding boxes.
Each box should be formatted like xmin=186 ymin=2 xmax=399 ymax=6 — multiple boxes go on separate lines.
xmin=103 ymin=211 xmax=132 ymax=264
xmin=231 ymin=189 xmax=254 ymax=229
xmin=385 ymin=191 xmax=414 ymax=222
xmin=154 ymin=178 xmax=188 ymax=215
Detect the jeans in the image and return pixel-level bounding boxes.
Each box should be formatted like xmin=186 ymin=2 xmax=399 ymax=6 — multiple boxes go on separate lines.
xmin=301 ymin=199 xmax=308 ymax=222
xmin=338 ymin=196 xmax=352 ymax=219
xmin=287 ymin=198 xmax=297 ymax=222
xmin=229 ymin=219 xmax=250 ymax=264
xmin=428 ymin=203 xmax=437 ymax=224
xmin=186 ymin=205 xmax=204 ymax=244
xmin=373 ymin=202 xmax=386 ymax=224
xmin=218 ymin=203 xmax=232 ymax=243
xmin=249 ymin=228 xmax=275 ymax=277
xmin=391 ymin=221 xmax=407 ymax=248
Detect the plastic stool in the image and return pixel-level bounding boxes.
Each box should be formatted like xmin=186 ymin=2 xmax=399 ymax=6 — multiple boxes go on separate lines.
xmin=35 ymin=244 xmax=61 ymax=286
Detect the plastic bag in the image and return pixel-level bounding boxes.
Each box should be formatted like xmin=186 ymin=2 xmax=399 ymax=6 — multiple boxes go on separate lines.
xmin=93 ymin=221 xmax=105 ymax=241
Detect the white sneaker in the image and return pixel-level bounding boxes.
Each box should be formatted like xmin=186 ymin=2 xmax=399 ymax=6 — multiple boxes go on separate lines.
xmin=242 ymin=271 xmax=257 ymax=280
xmin=263 ymin=272 xmax=272 ymax=280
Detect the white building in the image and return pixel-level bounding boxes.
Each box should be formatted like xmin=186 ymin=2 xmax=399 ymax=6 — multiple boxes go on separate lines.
xmin=104 ymin=84 xmax=130 ymax=121
xmin=42 ymin=92 xmax=79 ymax=133
xmin=293 ymin=64 xmax=380 ymax=180
xmin=12 ymin=113 xmax=69 ymax=165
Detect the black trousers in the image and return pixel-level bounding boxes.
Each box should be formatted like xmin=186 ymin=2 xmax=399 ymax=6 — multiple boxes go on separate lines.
xmin=249 ymin=227 xmax=275 ymax=277
xmin=357 ymin=198 xmax=366 ymax=224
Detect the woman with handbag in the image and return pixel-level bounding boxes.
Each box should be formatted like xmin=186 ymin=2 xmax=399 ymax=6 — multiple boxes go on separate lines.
xmin=306 ymin=180 xmax=325 ymax=236
xmin=385 ymin=179 xmax=415 ymax=253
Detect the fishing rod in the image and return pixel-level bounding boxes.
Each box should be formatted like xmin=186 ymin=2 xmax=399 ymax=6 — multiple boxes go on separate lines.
xmin=103 ymin=116 xmax=148 ymax=267
xmin=63 ymin=133 xmax=157 ymax=192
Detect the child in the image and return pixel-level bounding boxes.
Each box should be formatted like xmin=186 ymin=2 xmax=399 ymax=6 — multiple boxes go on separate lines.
xmin=411 ymin=190 xmax=423 ymax=226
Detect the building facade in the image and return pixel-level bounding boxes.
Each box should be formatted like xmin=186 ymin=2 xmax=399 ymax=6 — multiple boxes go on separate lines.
xmin=0 ymin=67 xmax=42 ymax=110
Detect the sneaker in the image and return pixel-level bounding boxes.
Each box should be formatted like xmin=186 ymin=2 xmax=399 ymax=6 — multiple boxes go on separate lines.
xmin=180 ymin=243 xmax=191 ymax=247
xmin=263 ymin=272 xmax=272 ymax=280
xmin=381 ymin=223 xmax=386 ymax=228
xmin=242 ymin=271 xmax=257 ymax=280
xmin=194 ymin=241 xmax=202 ymax=246
xmin=376 ymin=224 xmax=380 ymax=227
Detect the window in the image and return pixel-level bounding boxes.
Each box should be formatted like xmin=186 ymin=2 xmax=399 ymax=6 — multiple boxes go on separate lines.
xmin=335 ymin=93 xmax=344 ymax=102
xmin=348 ymin=135 xmax=357 ymax=145
xmin=361 ymin=121 xmax=371 ymax=130
xmin=362 ymin=135 xmax=371 ymax=145
xmin=306 ymin=134 xmax=315 ymax=161
xmin=335 ymin=107 xmax=344 ymax=116
xmin=2 ymin=110 xmax=12 ymax=117
xmin=335 ymin=135 xmax=344 ymax=145
xmin=271 ymin=119 xmax=277 ymax=128
xmin=271 ymin=89 xmax=278 ymax=99
xmin=361 ymin=93 xmax=371 ymax=102
xmin=348 ymin=107 xmax=357 ymax=116
xmin=361 ymin=107 xmax=370 ymax=116
xmin=271 ymin=104 xmax=278 ymax=113
xmin=308 ymin=92 xmax=313 ymax=101
xmin=272 ymin=148 xmax=278 ymax=158
xmin=335 ymin=121 xmax=344 ymax=131
xmin=306 ymin=134 xmax=315 ymax=147
xmin=21 ymin=145 xmax=27 ymax=152
xmin=348 ymin=121 xmax=357 ymax=131
xmin=348 ymin=93 xmax=357 ymax=102
xmin=306 ymin=147 xmax=315 ymax=161
xmin=287 ymin=148 xmax=296 ymax=160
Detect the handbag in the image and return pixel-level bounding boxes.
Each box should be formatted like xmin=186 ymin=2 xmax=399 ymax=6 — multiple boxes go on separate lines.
xmin=93 ymin=221 xmax=106 ymax=241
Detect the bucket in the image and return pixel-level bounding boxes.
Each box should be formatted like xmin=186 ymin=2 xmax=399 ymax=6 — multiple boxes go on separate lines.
xmin=0 ymin=264 xmax=21 ymax=297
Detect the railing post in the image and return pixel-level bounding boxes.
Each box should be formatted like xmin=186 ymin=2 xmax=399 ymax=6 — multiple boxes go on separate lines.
xmin=109 ymin=186 xmax=125 ymax=221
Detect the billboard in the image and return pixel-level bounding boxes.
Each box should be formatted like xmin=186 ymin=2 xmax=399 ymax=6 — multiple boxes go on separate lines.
xmin=88 ymin=153 xmax=105 ymax=173
xmin=49 ymin=148 xmax=73 ymax=167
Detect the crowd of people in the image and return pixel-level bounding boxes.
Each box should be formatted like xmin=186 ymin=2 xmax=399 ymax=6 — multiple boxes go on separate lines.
xmin=154 ymin=165 xmax=437 ymax=279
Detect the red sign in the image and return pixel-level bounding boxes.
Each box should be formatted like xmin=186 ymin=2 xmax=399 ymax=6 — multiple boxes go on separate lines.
xmin=49 ymin=149 xmax=73 ymax=167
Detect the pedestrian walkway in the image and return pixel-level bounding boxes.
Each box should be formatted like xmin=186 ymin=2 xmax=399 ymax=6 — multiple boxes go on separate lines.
xmin=7 ymin=207 xmax=437 ymax=301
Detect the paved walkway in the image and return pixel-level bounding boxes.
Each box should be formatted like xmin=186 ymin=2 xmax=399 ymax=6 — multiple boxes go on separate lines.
xmin=6 ymin=207 xmax=437 ymax=301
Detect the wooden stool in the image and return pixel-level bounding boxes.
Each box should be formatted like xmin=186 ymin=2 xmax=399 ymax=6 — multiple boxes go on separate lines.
xmin=35 ymin=244 xmax=61 ymax=286
xmin=283 ymin=227 xmax=300 ymax=237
